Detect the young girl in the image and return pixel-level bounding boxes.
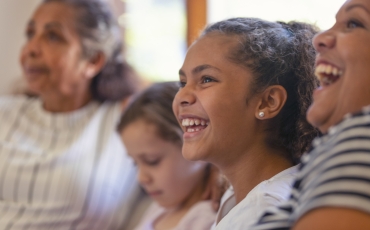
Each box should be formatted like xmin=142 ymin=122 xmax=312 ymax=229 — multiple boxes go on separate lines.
xmin=173 ymin=18 xmax=319 ymax=229
xmin=118 ymin=82 xmax=216 ymax=230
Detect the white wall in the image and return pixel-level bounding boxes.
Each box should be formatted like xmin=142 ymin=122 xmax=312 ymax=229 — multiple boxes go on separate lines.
xmin=0 ymin=0 xmax=41 ymax=95
xmin=208 ymin=0 xmax=346 ymax=30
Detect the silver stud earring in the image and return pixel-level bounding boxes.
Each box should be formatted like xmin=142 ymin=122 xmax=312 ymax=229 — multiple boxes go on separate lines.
xmin=258 ymin=111 xmax=265 ymax=118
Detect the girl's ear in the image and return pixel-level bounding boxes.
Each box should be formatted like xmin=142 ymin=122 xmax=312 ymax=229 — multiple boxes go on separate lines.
xmin=254 ymin=85 xmax=287 ymax=120
xmin=84 ymin=52 xmax=106 ymax=79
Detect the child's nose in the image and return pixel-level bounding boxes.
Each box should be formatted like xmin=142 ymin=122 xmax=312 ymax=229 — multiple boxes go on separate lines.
xmin=137 ymin=168 xmax=151 ymax=185
xmin=174 ymin=85 xmax=196 ymax=108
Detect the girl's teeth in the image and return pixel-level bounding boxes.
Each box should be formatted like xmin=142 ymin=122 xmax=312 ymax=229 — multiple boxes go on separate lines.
xmin=181 ymin=118 xmax=209 ymax=132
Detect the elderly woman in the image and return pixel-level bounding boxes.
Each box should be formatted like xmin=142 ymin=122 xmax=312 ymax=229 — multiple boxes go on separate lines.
xmin=0 ymin=0 xmax=140 ymax=229
xmin=252 ymin=0 xmax=370 ymax=229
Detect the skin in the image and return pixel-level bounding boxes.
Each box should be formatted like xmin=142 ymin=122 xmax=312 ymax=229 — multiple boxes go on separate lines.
xmin=121 ymin=119 xmax=207 ymax=229
xmin=20 ymin=2 xmax=105 ymax=112
xmin=307 ymin=0 xmax=370 ymax=133
xmin=295 ymin=0 xmax=370 ymax=228
xmin=173 ymin=33 xmax=292 ymax=203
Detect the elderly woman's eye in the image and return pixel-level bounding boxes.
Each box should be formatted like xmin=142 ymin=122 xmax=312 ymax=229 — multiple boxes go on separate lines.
xmin=47 ymin=32 xmax=61 ymax=41
xmin=26 ymin=29 xmax=34 ymax=40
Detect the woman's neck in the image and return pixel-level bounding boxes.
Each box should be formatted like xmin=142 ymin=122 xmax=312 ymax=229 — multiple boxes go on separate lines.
xmin=41 ymin=91 xmax=93 ymax=113
xmin=218 ymin=145 xmax=293 ymax=203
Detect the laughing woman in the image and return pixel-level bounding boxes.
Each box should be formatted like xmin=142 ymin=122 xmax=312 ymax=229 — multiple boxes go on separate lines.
xmin=0 ymin=0 xmax=140 ymax=229
xmin=253 ymin=0 xmax=370 ymax=229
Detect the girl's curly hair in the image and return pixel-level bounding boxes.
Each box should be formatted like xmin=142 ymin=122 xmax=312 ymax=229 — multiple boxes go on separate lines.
xmin=202 ymin=18 xmax=320 ymax=163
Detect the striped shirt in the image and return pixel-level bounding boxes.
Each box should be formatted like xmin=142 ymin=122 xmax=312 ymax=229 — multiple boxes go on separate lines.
xmin=0 ymin=96 xmax=138 ymax=230
xmin=252 ymin=106 xmax=370 ymax=230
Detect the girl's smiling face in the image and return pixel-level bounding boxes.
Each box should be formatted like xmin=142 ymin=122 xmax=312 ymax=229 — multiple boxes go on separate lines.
xmin=307 ymin=0 xmax=370 ymax=133
xmin=173 ymin=33 xmax=261 ymax=165
xmin=121 ymin=119 xmax=207 ymax=209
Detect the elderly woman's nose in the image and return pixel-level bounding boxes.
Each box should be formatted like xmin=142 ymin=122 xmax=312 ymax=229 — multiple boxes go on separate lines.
xmin=313 ymin=30 xmax=336 ymax=52
xmin=24 ymin=37 xmax=42 ymax=58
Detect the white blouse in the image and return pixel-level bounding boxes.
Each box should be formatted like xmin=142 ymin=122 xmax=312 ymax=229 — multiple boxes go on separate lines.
xmin=0 ymin=96 xmax=138 ymax=230
xmin=213 ymin=165 xmax=299 ymax=230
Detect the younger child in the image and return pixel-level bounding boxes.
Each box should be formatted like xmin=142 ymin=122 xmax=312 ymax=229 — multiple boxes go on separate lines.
xmin=118 ymin=82 xmax=216 ymax=230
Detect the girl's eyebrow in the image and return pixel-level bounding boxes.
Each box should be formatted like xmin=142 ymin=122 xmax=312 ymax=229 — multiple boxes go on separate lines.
xmin=179 ymin=64 xmax=221 ymax=77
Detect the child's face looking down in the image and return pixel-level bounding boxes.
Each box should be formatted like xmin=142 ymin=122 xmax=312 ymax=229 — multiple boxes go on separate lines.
xmin=173 ymin=33 xmax=260 ymax=164
xmin=121 ymin=119 xmax=207 ymax=209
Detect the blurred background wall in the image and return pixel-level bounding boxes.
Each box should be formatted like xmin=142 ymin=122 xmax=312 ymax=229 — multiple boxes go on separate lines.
xmin=0 ymin=0 xmax=40 ymax=94
xmin=0 ymin=0 xmax=345 ymax=95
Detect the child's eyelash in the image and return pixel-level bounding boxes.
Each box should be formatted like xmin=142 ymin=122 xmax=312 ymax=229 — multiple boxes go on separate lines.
xmin=145 ymin=159 xmax=161 ymax=166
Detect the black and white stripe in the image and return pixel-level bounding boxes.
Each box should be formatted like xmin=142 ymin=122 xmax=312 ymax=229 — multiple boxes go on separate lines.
xmin=253 ymin=106 xmax=370 ymax=230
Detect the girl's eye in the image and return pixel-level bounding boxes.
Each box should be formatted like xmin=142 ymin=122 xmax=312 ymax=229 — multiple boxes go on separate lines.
xmin=347 ymin=19 xmax=363 ymax=29
xmin=201 ymin=76 xmax=215 ymax=84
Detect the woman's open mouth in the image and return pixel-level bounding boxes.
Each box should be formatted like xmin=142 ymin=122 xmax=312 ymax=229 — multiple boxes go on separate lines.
xmin=314 ymin=63 xmax=343 ymax=87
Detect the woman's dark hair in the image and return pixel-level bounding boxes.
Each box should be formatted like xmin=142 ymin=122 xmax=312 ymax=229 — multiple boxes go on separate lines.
xmin=118 ymin=82 xmax=183 ymax=146
xmin=43 ymin=0 xmax=139 ymax=101
xmin=202 ymin=18 xmax=320 ymax=163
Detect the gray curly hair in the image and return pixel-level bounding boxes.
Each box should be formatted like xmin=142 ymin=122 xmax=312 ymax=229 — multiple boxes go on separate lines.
xmin=43 ymin=0 xmax=139 ymax=101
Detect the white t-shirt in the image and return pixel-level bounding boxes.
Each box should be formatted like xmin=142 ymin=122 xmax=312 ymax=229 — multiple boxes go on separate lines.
xmin=0 ymin=96 xmax=138 ymax=230
xmin=134 ymin=200 xmax=216 ymax=230
xmin=213 ymin=165 xmax=299 ymax=230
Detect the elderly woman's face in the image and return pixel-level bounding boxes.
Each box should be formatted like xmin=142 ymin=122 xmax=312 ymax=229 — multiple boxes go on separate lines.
xmin=307 ymin=0 xmax=370 ymax=133
xmin=20 ymin=2 xmax=91 ymax=97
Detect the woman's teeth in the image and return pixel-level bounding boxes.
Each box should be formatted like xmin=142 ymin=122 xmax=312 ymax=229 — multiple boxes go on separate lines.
xmin=314 ymin=64 xmax=343 ymax=86
xmin=181 ymin=118 xmax=209 ymax=133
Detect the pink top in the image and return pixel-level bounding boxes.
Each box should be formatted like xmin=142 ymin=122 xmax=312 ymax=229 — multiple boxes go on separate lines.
xmin=134 ymin=200 xmax=216 ymax=230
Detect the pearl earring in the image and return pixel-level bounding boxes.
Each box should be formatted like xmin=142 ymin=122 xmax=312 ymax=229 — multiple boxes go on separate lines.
xmin=258 ymin=111 xmax=265 ymax=118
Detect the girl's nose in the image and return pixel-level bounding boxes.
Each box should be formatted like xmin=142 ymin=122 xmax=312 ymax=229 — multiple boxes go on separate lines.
xmin=174 ymin=85 xmax=196 ymax=108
